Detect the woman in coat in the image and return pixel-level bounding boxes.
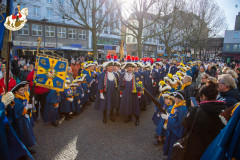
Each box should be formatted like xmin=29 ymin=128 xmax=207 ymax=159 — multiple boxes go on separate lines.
xmin=182 ymin=80 xmax=226 ymax=160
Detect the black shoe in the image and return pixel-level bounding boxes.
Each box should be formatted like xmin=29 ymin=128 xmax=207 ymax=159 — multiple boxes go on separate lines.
xmin=124 ymin=117 xmax=132 ymax=123
xmin=135 ymin=120 xmax=140 ymax=126
xmin=65 ymin=116 xmax=70 ymax=121
xmin=153 ymin=140 xmax=161 ymax=146
xmin=154 ymin=134 xmax=159 ymax=139
xmin=103 ymin=117 xmax=107 ymax=123
xmin=52 ymin=122 xmax=59 ymax=127
xmin=110 ymin=117 xmax=115 ymax=122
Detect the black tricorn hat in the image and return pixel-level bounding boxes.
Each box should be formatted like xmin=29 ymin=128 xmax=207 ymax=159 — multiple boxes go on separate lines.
xmin=170 ymin=90 xmax=186 ymax=100
xmin=11 ymin=81 xmax=28 ymax=93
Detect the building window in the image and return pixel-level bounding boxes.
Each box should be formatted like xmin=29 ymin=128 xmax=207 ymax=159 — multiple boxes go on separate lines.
xmin=59 ymin=0 xmax=64 ymax=5
xmin=47 ymin=9 xmax=53 ymax=21
xmin=47 ymin=0 xmax=52 ymax=3
xmin=78 ymin=29 xmax=86 ymax=40
xmin=233 ymin=44 xmax=238 ymax=51
xmin=225 ymin=44 xmax=230 ymax=51
xmin=57 ymin=27 xmax=66 ymax=38
xmin=132 ymin=37 xmax=136 ymax=43
xmin=68 ymin=28 xmax=77 ymax=39
xmin=18 ymin=24 xmax=29 ymax=35
xmin=127 ymin=37 xmax=131 ymax=43
xmin=234 ymin=32 xmax=239 ymax=39
xmin=45 ymin=26 xmax=55 ymax=37
xmin=32 ymin=24 xmax=42 ymax=36
xmin=34 ymin=7 xmax=40 ymax=17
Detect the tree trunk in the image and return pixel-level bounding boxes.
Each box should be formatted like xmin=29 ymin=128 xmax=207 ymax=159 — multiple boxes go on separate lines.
xmin=166 ymin=46 xmax=171 ymax=59
xmin=92 ymin=30 xmax=98 ymax=60
xmin=137 ymin=38 xmax=142 ymax=58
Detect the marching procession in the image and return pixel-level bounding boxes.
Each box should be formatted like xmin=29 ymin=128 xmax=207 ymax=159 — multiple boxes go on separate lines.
xmin=0 ymin=54 xmax=240 ymax=160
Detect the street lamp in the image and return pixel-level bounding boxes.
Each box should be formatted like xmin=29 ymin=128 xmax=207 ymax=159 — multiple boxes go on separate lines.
xmin=41 ymin=17 xmax=48 ymax=48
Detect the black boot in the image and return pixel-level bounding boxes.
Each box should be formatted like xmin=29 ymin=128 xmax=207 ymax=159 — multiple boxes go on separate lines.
xmin=135 ymin=115 xmax=140 ymax=126
xmin=124 ymin=115 xmax=132 ymax=123
xmin=52 ymin=122 xmax=59 ymax=127
xmin=109 ymin=109 xmax=115 ymax=122
xmin=103 ymin=110 xmax=107 ymax=123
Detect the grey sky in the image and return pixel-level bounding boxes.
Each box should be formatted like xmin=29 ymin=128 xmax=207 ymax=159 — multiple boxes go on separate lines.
xmin=216 ymin=0 xmax=239 ymax=30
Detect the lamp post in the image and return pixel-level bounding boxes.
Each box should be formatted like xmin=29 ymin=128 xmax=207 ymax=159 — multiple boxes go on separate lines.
xmin=41 ymin=17 xmax=48 ymax=48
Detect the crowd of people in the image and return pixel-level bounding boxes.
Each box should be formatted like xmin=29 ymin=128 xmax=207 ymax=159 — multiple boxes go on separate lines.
xmin=0 ymin=55 xmax=240 ymax=160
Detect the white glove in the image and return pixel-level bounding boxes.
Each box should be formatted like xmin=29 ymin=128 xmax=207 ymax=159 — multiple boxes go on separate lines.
xmin=78 ymin=101 xmax=81 ymax=104
xmin=157 ymin=113 xmax=161 ymax=117
xmin=25 ymin=104 xmax=33 ymax=110
xmin=163 ymin=124 xmax=167 ymax=129
xmin=152 ymin=79 xmax=154 ymax=84
xmin=68 ymin=98 xmax=73 ymax=102
xmin=161 ymin=113 xmax=169 ymax=120
xmin=100 ymin=93 xmax=104 ymax=99
xmin=1 ymin=92 xmax=14 ymax=107
xmin=82 ymin=93 xmax=84 ymax=97
xmin=219 ymin=115 xmax=227 ymax=126
xmin=88 ymin=90 xmax=90 ymax=93
xmin=35 ymin=100 xmax=38 ymax=105
xmin=25 ymin=114 xmax=29 ymax=119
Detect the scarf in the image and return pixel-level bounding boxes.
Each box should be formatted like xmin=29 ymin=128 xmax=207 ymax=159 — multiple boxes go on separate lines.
xmin=170 ymin=100 xmax=186 ymax=114
xmin=96 ymin=68 xmax=101 ymax=74
xmin=15 ymin=94 xmax=27 ymax=100
xmin=180 ymin=82 xmax=191 ymax=90
xmin=24 ymin=91 xmax=30 ymax=102
xmin=85 ymin=69 xmax=92 ymax=77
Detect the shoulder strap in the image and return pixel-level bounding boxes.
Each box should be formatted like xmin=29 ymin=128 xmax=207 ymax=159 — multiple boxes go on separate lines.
xmin=187 ymin=107 xmax=200 ymax=138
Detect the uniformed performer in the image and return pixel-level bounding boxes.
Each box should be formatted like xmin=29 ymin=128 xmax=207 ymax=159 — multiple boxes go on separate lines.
xmin=119 ymin=55 xmax=141 ymax=126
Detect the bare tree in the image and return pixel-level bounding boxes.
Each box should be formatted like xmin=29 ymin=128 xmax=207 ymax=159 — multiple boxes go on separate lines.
xmin=57 ymin=0 xmax=121 ymax=59
xmin=119 ymin=0 xmax=161 ymax=58
xmin=185 ymin=0 xmax=227 ymax=59
xmin=156 ymin=0 xmax=196 ymax=59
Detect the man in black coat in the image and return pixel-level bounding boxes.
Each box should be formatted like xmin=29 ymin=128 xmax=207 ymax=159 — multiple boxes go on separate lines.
xmin=217 ymin=74 xmax=240 ymax=108
xmin=18 ymin=65 xmax=30 ymax=81
xmin=205 ymin=64 xmax=216 ymax=77
xmin=182 ymin=76 xmax=195 ymax=108
xmin=168 ymin=62 xmax=178 ymax=75
xmin=11 ymin=56 xmax=20 ymax=79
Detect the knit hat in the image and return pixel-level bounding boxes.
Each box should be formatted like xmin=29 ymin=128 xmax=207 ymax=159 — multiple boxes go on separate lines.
xmin=170 ymin=90 xmax=185 ymax=100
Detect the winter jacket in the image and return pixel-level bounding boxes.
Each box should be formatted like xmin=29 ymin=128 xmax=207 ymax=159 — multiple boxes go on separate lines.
xmin=182 ymin=101 xmax=226 ymax=160
xmin=184 ymin=85 xmax=195 ymax=108
xmin=18 ymin=70 xmax=30 ymax=81
xmin=0 ymin=78 xmax=16 ymax=94
xmin=217 ymin=88 xmax=240 ymax=108
xmin=205 ymin=69 xmax=216 ymax=77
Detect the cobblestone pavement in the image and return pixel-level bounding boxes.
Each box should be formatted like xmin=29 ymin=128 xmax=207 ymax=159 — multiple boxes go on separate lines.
xmin=32 ymin=102 xmax=164 ymax=160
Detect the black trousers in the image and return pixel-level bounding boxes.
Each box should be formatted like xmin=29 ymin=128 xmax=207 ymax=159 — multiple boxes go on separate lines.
xmin=34 ymin=93 xmax=47 ymax=120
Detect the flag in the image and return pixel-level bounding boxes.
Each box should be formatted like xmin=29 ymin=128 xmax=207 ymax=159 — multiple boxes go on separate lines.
xmin=120 ymin=40 xmax=124 ymax=61
xmin=35 ymin=55 xmax=68 ymax=91
xmin=0 ymin=0 xmax=13 ymax=50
